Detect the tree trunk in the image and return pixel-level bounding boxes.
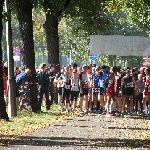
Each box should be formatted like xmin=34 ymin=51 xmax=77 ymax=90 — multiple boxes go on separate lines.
xmin=16 ymin=0 xmax=38 ymax=112
xmin=0 ymin=0 xmax=9 ymax=121
xmin=44 ymin=12 xmax=60 ymax=73
xmin=44 ymin=13 xmax=60 ymax=104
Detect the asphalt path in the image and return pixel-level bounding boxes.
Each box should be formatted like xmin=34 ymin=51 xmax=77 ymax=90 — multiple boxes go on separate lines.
xmin=1 ymin=114 xmax=150 ymax=150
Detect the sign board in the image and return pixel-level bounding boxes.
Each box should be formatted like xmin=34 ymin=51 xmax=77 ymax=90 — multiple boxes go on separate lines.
xmin=13 ymin=48 xmax=20 ymax=56
xmin=89 ymin=55 xmax=98 ymax=61
xmin=90 ymin=35 xmax=150 ymax=56
xmin=13 ymin=56 xmax=20 ymax=61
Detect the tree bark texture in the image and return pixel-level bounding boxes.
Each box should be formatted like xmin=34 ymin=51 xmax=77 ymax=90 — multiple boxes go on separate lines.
xmin=44 ymin=13 xmax=60 ymax=72
xmin=16 ymin=0 xmax=38 ymax=112
xmin=0 ymin=0 xmax=9 ymax=120
xmin=44 ymin=13 xmax=60 ymax=104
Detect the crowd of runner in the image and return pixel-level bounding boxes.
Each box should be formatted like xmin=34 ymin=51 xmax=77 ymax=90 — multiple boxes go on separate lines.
xmin=2 ymin=61 xmax=150 ymax=117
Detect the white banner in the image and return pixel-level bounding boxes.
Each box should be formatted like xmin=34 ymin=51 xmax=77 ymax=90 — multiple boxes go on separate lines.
xmin=90 ymin=35 xmax=150 ymax=56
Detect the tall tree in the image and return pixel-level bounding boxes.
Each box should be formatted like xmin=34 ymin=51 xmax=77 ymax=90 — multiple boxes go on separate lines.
xmin=42 ymin=0 xmax=72 ymax=71
xmin=15 ymin=0 xmax=38 ymax=112
xmin=38 ymin=0 xmax=109 ymax=71
xmin=0 ymin=0 xmax=9 ymax=121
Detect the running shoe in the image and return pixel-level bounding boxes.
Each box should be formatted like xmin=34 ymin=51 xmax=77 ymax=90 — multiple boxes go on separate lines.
xmin=84 ymin=110 xmax=88 ymax=114
xmin=137 ymin=111 xmax=141 ymax=115
xmin=121 ymin=112 xmax=124 ymax=117
xmin=116 ymin=111 xmax=121 ymax=117
xmin=132 ymin=112 xmax=137 ymax=116
xmin=95 ymin=110 xmax=100 ymax=114
xmin=93 ymin=109 xmax=97 ymax=113
xmin=88 ymin=109 xmax=93 ymax=113
xmin=140 ymin=112 xmax=146 ymax=117
xmin=102 ymin=111 xmax=106 ymax=115
xmin=129 ymin=112 xmax=133 ymax=116
xmin=73 ymin=108 xmax=78 ymax=111
xmin=69 ymin=107 xmax=73 ymax=111
xmin=79 ymin=110 xmax=84 ymax=114
xmin=66 ymin=109 xmax=69 ymax=113
xmin=61 ymin=107 xmax=66 ymax=112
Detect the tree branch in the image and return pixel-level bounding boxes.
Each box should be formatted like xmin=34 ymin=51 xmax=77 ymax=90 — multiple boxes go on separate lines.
xmin=58 ymin=0 xmax=72 ymax=17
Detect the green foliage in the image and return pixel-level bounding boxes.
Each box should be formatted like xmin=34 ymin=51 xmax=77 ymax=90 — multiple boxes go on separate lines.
xmin=104 ymin=10 xmax=148 ymax=36
xmin=123 ymin=0 xmax=150 ymax=35
xmin=64 ymin=0 xmax=111 ymax=36
xmin=2 ymin=14 xmax=20 ymax=60
xmin=2 ymin=0 xmax=148 ymax=67
xmin=59 ymin=17 xmax=90 ymax=63
xmin=33 ymin=8 xmax=46 ymax=52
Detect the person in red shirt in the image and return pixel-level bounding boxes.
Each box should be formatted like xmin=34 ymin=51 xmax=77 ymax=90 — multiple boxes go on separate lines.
xmin=143 ymin=68 xmax=150 ymax=114
xmin=2 ymin=61 xmax=8 ymax=105
xmin=113 ymin=66 xmax=123 ymax=115
xmin=105 ymin=72 xmax=115 ymax=114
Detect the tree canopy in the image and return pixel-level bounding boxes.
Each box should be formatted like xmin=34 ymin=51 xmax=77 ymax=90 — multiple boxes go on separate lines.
xmin=2 ymin=0 xmax=150 ymax=67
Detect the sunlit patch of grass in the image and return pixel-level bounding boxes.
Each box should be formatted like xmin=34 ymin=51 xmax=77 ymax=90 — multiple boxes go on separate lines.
xmin=0 ymin=104 xmax=66 ymax=143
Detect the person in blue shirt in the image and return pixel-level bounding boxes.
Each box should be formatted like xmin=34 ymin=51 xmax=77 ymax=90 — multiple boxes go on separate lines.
xmin=15 ymin=68 xmax=31 ymax=111
xmin=91 ymin=66 xmax=101 ymax=112
xmin=99 ymin=65 xmax=110 ymax=113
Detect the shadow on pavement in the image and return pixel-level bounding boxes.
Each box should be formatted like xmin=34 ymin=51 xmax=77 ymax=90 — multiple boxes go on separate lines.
xmin=1 ymin=136 xmax=150 ymax=148
xmin=123 ymin=116 xmax=150 ymax=120
xmin=108 ymin=126 xmax=150 ymax=130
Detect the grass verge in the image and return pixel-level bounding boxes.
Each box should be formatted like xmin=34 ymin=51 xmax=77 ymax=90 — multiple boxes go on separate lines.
xmin=0 ymin=104 xmax=70 ymax=144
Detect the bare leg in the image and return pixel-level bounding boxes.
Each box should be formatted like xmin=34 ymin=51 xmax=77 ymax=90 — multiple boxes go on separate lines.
xmin=122 ymin=95 xmax=127 ymax=113
xmin=85 ymin=95 xmax=88 ymax=111
xmin=129 ymin=95 xmax=133 ymax=113
xmin=80 ymin=96 xmax=83 ymax=111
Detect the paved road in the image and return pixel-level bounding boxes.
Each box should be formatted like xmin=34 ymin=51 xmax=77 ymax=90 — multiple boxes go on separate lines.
xmin=1 ymin=114 xmax=150 ymax=150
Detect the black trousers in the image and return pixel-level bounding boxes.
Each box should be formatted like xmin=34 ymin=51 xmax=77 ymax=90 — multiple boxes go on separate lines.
xmin=62 ymin=88 xmax=71 ymax=103
xmin=135 ymin=93 xmax=143 ymax=112
xmin=71 ymin=91 xmax=79 ymax=101
xmin=38 ymin=85 xmax=50 ymax=111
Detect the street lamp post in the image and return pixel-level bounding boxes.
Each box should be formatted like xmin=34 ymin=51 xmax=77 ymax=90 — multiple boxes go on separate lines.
xmin=5 ymin=0 xmax=16 ymax=117
xmin=68 ymin=39 xmax=72 ymax=65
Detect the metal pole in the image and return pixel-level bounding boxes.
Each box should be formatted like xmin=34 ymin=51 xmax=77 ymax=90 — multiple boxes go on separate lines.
xmin=86 ymin=59 xmax=87 ymax=66
xmin=68 ymin=39 xmax=72 ymax=65
xmin=91 ymin=60 xmax=92 ymax=65
xmin=42 ymin=52 xmax=44 ymax=63
xmin=5 ymin=0 xmax=16 ymax=117
xmin=124 ymin=56 xmax=125 ymax=67
xmin=3 ymin=50 xmax=4 ymax=61
xmin=69 ymin=49 xmax=72 ymax=65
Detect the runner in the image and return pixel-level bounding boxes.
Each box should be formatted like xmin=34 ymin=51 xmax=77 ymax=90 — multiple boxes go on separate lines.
xmin=62 ymin=65 xmax=72 ymax=113
xmin=121 ymin=69 xmax=135 ymax=116
xmin=135 ymin=74 xmax=145 ymax=115
xmin=87 ymin=66 xmax=92 ymax=112
xmin=105 ymin=72 xmax=115 ymax=115
xmin=113 ymin=66 xmax=123 ymax=116
xmin=143 ymin=68 xmax=150 ymax=115
xmin=79 ymin=65 xmax=89 ymax=114
xmin=132 ymin=67 xmax=139 ymax=113
xmin=56 ymin=67 xmax=66 ymax=111
xmin=91 ymin=66 xmax=101 ymax=113
xmin=70 ymin=63 xmax=79 ymax=110
xmin=99 ymin=65 xmax=110 ymax=114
